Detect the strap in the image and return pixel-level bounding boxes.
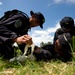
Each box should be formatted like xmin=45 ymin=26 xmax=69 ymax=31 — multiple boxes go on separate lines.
xmin=23 ymin=44 xmax=36 ymax=60
xmin=63 ymin=34 xmax=68 ymax=42
xmin=63 ymin=33 xmax=73 ymax=54
xmin=23 ymin=44 xmax=35 ymax=55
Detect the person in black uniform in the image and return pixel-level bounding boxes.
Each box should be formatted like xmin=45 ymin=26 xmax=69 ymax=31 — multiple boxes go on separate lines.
xmin=9 ymin=33 xmax=72 ymax=62
xmin=0 ymin=9 xmax=45 ymax=59
xmin=42 ymin=33 xmax=73 ymax=62
xmin=53 ymin=16 xmax=75 ymax=44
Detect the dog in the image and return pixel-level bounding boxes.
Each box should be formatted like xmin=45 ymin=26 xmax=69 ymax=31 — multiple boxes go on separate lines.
xmin=23 ymin=43 xmax=53 ymax=61
xmin=9 ymin=43 xmax=52 ymax=63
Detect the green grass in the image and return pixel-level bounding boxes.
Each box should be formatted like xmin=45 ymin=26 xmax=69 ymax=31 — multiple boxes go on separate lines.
xmin=0 ymin=57 xmax=75 ymax=75
xmin=0 ymin=36 xmax=75 ymax=75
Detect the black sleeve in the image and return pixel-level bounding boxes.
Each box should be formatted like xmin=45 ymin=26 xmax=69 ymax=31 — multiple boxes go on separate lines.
xmin=0 ymin=25 xmax=18 ymax=42
xmin=53 ymin=28 xmax=64 ymax=44
xmin=53 ymin=32 xmax=58 ymax=44
xmin=53 ymin=29 xmax=59 ymax=44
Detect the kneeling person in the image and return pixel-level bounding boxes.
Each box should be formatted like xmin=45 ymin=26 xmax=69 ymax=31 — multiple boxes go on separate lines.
xmin=9 ymin=33 xmax=73 ymax=63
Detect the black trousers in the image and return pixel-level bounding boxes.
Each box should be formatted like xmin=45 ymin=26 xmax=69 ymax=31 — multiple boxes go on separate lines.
xmin=0 ymin=39 xmax=14 ymax=59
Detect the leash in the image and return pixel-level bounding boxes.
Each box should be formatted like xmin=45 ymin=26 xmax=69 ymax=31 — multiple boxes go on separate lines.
xmin=12 ymin=42 xmax=36 ymax=61
xmin=23 ymin=43 xmax=36 ymax=60
xmin=63 ymin=34 xmax=73 ymax=56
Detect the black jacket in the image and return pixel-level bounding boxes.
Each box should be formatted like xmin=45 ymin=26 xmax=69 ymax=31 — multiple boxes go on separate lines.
xmin=0 ymin=10 xmax=30 ymax=43
xmin=0 ymin=9 xmax=30 ymax=59
xmin=53 ymin=26 xmax=75 ymax=44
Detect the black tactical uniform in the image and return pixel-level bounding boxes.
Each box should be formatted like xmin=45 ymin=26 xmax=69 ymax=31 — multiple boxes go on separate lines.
xmin=0 ymin=9 xmax=30 ymax=59
xmin=41 ymin=43 xmax=72 ymax=62
xmin=53 ymin=27 xmax=75 ymax=44
xmin=53 ymin=16 xmax=75 ymax=44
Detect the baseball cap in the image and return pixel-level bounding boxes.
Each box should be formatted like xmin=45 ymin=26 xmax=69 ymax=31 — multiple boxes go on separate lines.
xmin=30 ymin=11 xmax=45 ymax=28
xmin=60 ymin=16 xmax=74 ymax=29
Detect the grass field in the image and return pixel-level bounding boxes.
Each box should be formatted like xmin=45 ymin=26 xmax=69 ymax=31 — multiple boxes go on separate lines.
xmin=0 ymin=57 xmax=75 ymax=75
xmin=0 ymin=37 xmax=75 ymax=75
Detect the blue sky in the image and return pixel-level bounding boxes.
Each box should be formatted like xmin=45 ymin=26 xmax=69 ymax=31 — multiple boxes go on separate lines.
xmin=0 ymin=0 xmax=75 ymax=46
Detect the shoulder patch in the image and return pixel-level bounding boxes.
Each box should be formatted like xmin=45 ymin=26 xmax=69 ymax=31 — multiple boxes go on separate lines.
xmin=14 ymin=20 xmax=22 ymax=28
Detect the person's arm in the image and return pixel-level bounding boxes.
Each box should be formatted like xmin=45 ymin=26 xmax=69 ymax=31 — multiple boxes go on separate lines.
xmin=0 ymin=26 xmax=33 ymax=45
xmin=53 ymin=31 xmax=58 ymax=44
xmin=0 ymin=25 xmax=18 ymax=42
xmin=53 ymin=28 xmax=63 ymax=44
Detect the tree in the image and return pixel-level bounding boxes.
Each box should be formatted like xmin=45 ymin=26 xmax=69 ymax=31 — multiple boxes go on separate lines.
xmin=40 ymin=41 xmax=52 ymax=47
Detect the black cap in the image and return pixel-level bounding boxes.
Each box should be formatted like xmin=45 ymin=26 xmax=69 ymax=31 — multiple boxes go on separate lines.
xmin=30 ymin=11 xmax=45 ymax=28
xmin=60 ymin=16 xmax=74 ymax=29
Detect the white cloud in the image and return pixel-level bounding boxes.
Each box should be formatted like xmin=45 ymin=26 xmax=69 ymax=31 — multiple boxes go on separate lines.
xmin=66 ymin=0 xmax=75 ymax=4
xmin=29 ymin=22 xmax=60 ymax=46
xmin=29 ymin=18 xmax=75 ymax=46
xmin=0 ymin=2 xmax=2 ymax=5
xmin=54 ymin=0 xmax=75 ymax=4
xmin=54 ymin=0 xmax=63 ymax=4
xmin=48 ymin=0 xmax=75 ymax=6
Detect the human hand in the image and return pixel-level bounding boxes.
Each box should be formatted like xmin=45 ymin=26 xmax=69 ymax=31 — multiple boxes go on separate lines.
xmin=14 ymin=35 xmax=33 ymax=45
